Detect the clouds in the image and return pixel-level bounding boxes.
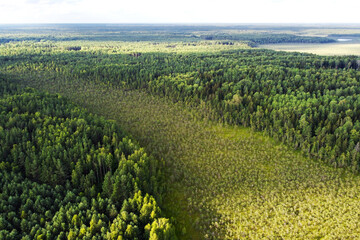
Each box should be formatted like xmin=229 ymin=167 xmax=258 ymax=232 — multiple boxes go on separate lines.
xmin=25 ymin=0 xmax=81 ymax=4
xmin=0 ymin=0 xmax=84 ymax=23
xmin=0 ymin=0 xmax=359 ymax=23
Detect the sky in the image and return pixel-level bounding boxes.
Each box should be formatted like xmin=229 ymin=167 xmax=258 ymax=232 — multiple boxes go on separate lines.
xmin=0 ymin=0 xmax=359 ymax=24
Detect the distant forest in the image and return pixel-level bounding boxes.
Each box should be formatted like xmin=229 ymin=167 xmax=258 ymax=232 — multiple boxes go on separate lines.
xmin=0 ymin=24 xmax=336 ymax=44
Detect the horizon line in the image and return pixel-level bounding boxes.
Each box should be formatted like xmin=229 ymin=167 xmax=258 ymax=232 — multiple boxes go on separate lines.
xmin=1 ymin=22 xmax=360 ymax=25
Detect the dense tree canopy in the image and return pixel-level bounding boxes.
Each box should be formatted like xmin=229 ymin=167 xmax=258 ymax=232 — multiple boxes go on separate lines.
xmin=0 ymin=77 xmax=175 ymax=239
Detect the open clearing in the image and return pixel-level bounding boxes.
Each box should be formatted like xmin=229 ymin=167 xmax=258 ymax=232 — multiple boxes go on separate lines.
xmin=260 ymin=41 xmax=360 ymax=56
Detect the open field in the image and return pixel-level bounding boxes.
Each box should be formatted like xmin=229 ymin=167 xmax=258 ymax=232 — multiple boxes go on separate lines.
xmin=293 ymin=27 xmax=360 ymax=37
xmin=260 ymin=42 xmax=360 ymax=56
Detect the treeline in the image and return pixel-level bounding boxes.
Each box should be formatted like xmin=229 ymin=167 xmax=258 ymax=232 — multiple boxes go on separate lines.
xmin=0 ymin=77 xmax=175 ymax=239
xmin=0 ymin=34 xmax=196 ymax=44
xmin=0 ymin=33 xmax=334 ymax=45
xmin=200 ymin=33 xmax=335 ymax=44
xmin=328 ymin=34 xmax=360 ymax=38
xmin=0 ymin=37 xmax=55 ymax=44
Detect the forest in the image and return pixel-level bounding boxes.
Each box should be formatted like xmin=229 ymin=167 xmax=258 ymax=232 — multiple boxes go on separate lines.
xmin=0 ymin=76 xmax=175 ymax=239
xmin=1 ymin=24 xmax=360 ymax=239
xmin=2 ymin=40 xmax=360 ymax=173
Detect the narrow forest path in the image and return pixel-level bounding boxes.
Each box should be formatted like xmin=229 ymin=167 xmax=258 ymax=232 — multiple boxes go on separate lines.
xmin=17 ymin=75 xmax=360 ymax=239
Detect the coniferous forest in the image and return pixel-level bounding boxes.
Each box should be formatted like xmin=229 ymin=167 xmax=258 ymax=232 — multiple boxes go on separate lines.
xmin=1 ymin=24 xmax=360 ymax=239
xmin=0 ymin=76 xmax=175 ymax=239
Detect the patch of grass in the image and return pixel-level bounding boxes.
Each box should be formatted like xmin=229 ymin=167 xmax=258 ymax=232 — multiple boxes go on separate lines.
xmin=260 ymin=42 xmax=360 ymax=56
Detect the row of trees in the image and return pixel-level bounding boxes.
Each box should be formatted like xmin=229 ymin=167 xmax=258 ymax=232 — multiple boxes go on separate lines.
xmin=200 ymin=33 xmax=335 ymax=44
xmin=0 ymin=77 xmax=175 ymax=239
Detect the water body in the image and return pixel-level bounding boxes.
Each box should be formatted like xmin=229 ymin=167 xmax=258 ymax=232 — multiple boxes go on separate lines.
xmin=337 ymin=38 xmax=353 ymax=42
